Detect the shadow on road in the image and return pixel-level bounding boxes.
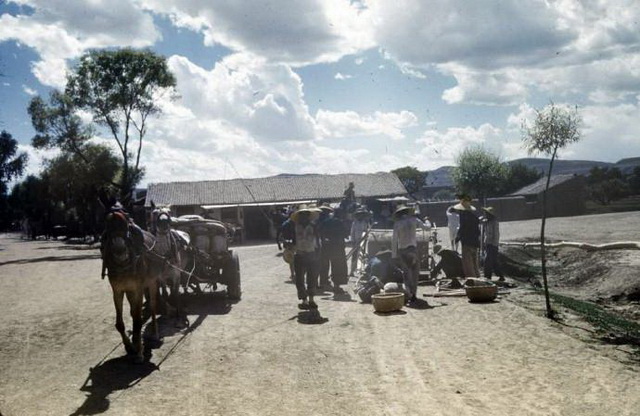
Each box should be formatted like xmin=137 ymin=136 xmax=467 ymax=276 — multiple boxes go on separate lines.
xmin=71 ymin=356 xmax=158 ymax=416
xmin=0 ymin=254 xmax=101 ymax=266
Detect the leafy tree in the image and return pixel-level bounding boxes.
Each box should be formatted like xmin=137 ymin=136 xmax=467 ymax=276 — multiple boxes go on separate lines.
xmin=452 ymin=146 xmax=507 ymax=204
xmin=8 ymin=175 xmax=54 ymax=238
xmin=432 ymin=189 xmax=456 ymax=201
xmin=30 ymin=48 xmax=176 ymax=206
xmin=587 ymin=167 xmax=628 ymax=205
xmin=628 ymin=166 xmax=640 ymax=195
xmin=500 ymin=162 xmax=543 ymax=195
xmin=391 ymin=166 xmax=427 ymax=197
xmin=0 ymin=131 xmax=28 ymax=229
xmin=44 ymin=144 xmax=121 ymax=236
xmin=522 ymin=103 xmax=581 ymax=319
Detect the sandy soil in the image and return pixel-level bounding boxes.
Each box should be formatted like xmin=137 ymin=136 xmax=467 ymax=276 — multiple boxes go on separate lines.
xmin=1 ymin=212 xmax=639 ymax=416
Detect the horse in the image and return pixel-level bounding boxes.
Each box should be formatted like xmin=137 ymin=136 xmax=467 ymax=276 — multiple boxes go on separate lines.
xmin=101 ymin=209 xmax=161 ymax=363
xmin=150 ymin=207 xmax=191 ymax=327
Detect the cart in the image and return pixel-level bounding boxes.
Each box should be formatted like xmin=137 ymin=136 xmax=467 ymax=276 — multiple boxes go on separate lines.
xmin=172 ymin=215 xmax=241 ymax=300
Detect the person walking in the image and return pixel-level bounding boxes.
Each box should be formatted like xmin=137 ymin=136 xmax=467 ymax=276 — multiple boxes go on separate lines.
xmin=481 ymin=207 xmax=505 ymax=281
xmin=453 ymin=194 xmax=481 ymax=278
xmin=349 ymin=207 xmax=370 ymax=276
xmin=391 ymin=205 xmax=431 ymax=303
xmin=318 ymin=205 xmax=349 ymax=294
xmin=291 ymin=204 xmax=322 ymax=310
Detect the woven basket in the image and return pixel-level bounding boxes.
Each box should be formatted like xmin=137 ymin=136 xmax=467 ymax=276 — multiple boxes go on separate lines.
xmin=465 ymin=285 xmax=498 ymax=303
xmin=372 ymin=292 xmax=405 ymax=312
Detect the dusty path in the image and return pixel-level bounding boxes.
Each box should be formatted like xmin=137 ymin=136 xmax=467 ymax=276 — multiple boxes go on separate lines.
xmin=1 ymin=213 xmax=639 ymax=416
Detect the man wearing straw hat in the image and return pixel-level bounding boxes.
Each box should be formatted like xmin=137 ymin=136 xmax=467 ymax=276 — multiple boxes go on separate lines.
xmin=318 ymin=205 xmax=349 ymax=294
xmin=453 ymin=194 xmax=481 ymax=278
xmin=391 ymin=204 xmax=431 ymax=303
xmin=481 ymin=206 xmax=505 ymax=281
xmin=291 ymin=204 xmax=323 ymax=310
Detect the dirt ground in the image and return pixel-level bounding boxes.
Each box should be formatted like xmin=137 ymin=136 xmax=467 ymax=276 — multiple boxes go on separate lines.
xmin=1 ymin=211 xmax=640 ymax=416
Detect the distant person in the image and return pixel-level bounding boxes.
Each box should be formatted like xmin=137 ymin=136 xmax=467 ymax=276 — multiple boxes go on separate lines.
xmin=481 ymin=207 xmax=505 ymax=281
xmin=349 ymin=207 xmax=370 ymax=276
xmin=453 ymin=194 xmax=481 ymax=278
xmin=280 ymin=212 xmax=296 ymax=281
xmin=318 ymin=205 xmax=349 ymax=294
xmin=272 ymin=207 xmax=288 ymax=250
xmin=446 ymin=205 xmax=460 ymax=252
xmin=291 ymin=204 xmax=322 ymax=310
xmin=430 ymin=244 xmax=464 ymax=289
xmin=391 ymin=205 xmax=432 ymax=303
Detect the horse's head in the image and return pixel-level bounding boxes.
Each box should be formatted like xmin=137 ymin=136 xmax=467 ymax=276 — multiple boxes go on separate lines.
xmin=104 ymin=211 xmax=133 ymax=266
xmin=151 ymin=207 xmax=172 ymax=235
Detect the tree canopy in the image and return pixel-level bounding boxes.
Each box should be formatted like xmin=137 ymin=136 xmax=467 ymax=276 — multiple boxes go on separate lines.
xmin=391 ymin=166 xmax=427 ymax=197
xmin=29 ymin=48 xmax=177 ymax=206
xmin=521 ymin=102 xmax=582 ymax=319
xmin=0 ymin=131 xmax=28 ymax=229
xmin=452 ymin=146 xmax=507 ymax=202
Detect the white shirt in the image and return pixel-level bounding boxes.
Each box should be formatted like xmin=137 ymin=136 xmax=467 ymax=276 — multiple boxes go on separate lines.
xmin=295 ymin=222 xmax=317 ymax=253
xmin=392 ymin=216 xmax=431 ymax=258
xmin=350 ymin=218 xmax=368 ymax=243
xmin=446 ymin=209 xmax=460 ymax=236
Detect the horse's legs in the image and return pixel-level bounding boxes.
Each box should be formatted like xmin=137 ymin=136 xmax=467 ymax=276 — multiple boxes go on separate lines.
xmin=126 ymin=290 xmax=144 ymax=364
xmin=145 ymin=277 xmax=160 ymax=342
xmin=113 ymin=289 xmax=135 ymax=355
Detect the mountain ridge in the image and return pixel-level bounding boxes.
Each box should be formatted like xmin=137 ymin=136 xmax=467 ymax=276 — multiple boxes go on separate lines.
xmin=425 ymin=157 xmax=640 ymax=188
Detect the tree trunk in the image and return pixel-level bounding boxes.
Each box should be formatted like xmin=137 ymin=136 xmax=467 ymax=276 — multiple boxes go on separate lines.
xmin=541 ymin=149 xmax=557 ymax=319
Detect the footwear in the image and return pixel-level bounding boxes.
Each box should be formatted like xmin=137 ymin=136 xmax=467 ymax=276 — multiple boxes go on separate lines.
xmin=298 ymin=299 xmax=310 ymax=310
xmin=498 ymin=276 xmax=505 ymax=282
xmin=308 ymin=300 xmax=318 ymax=309
xmin=333 ymin=286 xmax=346 ymax=295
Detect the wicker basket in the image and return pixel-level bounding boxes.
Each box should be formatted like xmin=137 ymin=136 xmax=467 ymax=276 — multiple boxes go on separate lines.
xmin=465 ymin=284 xmax=498 ymax=303
xmin=372 ymin=292 xmax=405 ymax=312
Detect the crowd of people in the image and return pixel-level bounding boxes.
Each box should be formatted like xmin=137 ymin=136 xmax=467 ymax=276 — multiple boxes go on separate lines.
xmin=273 ymin=185 xmax=505 ymax=311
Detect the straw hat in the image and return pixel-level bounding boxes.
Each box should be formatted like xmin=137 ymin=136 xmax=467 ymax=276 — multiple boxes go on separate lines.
xmin=353 ymin=206 xmax=371 ymax=218
xmin=481 ymin=206 xmax=495 ymax=216
xmin=291 ymin=203 xmax=322 ymax=223
xmin=319 ymin=203 xmax=334 ymax=213
xmin=393 ymin=204 xmax=415 ymax=218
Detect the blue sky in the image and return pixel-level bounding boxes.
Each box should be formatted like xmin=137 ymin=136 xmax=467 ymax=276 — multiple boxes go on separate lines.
xmin=2 ymin=0 xmax=640 ymax=186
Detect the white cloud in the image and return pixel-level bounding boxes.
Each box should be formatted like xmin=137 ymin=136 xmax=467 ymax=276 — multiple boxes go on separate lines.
xmin=368 ymin=0 xmax=640 ymax=105
xmin=22 ymin=85 xmax=36 ymax=96
xmin=139 ymin=0 xmax=375 ymax=66
xmin=334 ymin=72 xmax=352 ymax=80
xmin=0 ymin=0 xmax=159 ymax=87
xmin=316 ymin=109 xmax=418 ymax=141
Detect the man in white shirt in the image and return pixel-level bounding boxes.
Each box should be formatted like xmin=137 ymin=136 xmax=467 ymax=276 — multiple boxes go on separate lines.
xmin=446 ymin=205 xmax=460 ymax=252
xmin=392 ymin=205 xmax=431 ymax=303
xmin=349 ymin=207 xmax=370 ymax=276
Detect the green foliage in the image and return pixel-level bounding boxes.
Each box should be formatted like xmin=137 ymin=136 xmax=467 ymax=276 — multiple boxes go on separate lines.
xmin=587 ymin=167 xmax=629 ymax=205
xmin=521 ymin=102 xmax=582 ymax=319
xmin=0 ymin=131 xmax=28 ymax=194
xmin=452 ymin=146 xmax=507 ymax=201
xmin=28 ymin=91 xmax=93 ymax=159
xmin=500 ymin=162 xmax=543 ymax=195
xmin=8 ymin=175 xmax=52 ymax=220
xmin=64 ymin=48 xmax=176 ymax=204
xmin=522 ymin=103 xmax=581 ymax=157
xmin=391 ymin=166 xmax=427 ymax=196
xmin=0 ymin=131 xmax=29 ymax=229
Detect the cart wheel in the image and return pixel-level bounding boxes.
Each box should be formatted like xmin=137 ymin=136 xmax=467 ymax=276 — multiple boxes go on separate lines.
xmin=225 ymin=252 xmax=241 ymax=300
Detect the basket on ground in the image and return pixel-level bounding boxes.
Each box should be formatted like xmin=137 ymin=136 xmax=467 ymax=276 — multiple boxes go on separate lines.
xmin=465 ymin=283 xmax=498 ymax=303
xmin=372 ymin=292 xmax=405 ymax=312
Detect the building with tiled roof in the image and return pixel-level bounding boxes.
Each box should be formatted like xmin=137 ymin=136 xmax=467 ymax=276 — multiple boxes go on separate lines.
xmin=145 ymin=172 xmax=408 ymax=240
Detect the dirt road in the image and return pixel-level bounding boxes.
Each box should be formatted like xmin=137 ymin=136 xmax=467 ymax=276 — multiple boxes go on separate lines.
xmin=1 ymin=213 xmax=639 ymax=415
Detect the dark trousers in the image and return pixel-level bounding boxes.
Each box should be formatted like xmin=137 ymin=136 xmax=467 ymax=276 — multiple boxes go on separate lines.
xmin=399 ymin=246 xmax=419 ymax=299
xmin=320 ymin=243 xmax=348 ymax=287
xmin=295 ymin=251 xmax=319 ymax=300
xmin=483 ymin=244 xmax=504 ymax=279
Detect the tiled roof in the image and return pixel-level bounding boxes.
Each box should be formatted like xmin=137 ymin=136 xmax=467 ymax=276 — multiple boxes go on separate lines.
xmin=509 ymin=173 xmax=578 ymax=196
xmin=145 ymin=172 xmax=407 ymax=207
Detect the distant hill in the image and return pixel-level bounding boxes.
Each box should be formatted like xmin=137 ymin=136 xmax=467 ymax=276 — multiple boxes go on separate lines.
xmin=424 ymin=157 xmax=640 ymax=189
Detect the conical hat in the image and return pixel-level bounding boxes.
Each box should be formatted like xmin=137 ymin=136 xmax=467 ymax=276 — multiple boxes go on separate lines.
xmin=291 ymin=204 xmax=322 ymax=223
xmin=393 ymin=204 xmax=415 ymax=217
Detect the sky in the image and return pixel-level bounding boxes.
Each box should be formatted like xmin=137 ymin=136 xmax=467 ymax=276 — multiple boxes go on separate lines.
xmin=1 ymin=0 xmax=640 ymax=187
